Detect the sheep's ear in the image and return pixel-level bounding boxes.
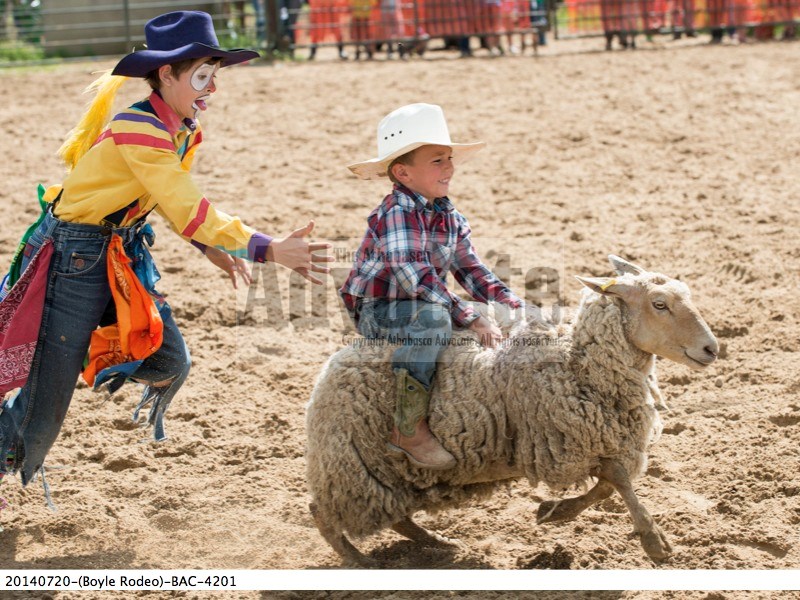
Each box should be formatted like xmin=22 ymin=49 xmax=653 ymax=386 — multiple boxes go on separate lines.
xmin=576 ymin=276 xmax=614 ymax=294
xmin=575 ymin=276 xmax=636 ymax=300
xmin=608 ymin=254 xmax=646 ymax=276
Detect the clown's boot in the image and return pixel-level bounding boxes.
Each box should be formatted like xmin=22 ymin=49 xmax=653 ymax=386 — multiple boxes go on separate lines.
xmin=387 ymin=369 xmax=456 ymax=470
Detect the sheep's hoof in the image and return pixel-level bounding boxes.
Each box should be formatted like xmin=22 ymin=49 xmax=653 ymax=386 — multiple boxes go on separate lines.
xmin=343 ymin=554 xmax=379 ymax=568
xmin=391 ymin=516 xmax=462 ymax=549
xmin=426 ymin=532 xmax=464 ymax=549
xmin=639 ymin=524 xmax=673 ymax=562
xmin=537 ymin=499 xmax=578 ymax=524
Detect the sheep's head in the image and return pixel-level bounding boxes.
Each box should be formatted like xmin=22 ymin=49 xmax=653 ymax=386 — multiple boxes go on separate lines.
xmin=576 ymin=255 xmax=719 ymax=370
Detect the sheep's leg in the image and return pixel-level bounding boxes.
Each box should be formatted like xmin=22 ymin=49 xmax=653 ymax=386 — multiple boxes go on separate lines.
xmin=536 ymin=480 xmax=614 ymax=524
xmin=648 ymin=369 xmax=668 ymax=411
xmin=309 ymin=502 xmax=376 ymax=567
xmin=597 ymin=458 xmax=673 ymax=561
xmin=391 ymin=516 xmax=460 ymax=548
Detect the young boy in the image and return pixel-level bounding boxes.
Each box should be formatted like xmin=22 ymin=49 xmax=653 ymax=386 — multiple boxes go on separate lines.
xmin=341 ymin=103 xmax=523 ymax=470
xmin=0 ymin=11 xmax=331 ymax=496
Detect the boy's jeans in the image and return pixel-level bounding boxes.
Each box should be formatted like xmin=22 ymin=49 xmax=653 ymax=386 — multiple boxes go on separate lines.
xmin=0 ymin=211 xmax=190 ymax=485
xmin=357 ymin=299 xmax=452 ymax=389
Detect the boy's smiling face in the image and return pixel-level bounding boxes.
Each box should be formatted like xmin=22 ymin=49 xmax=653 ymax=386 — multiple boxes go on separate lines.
xmin=392 ymin=144 xmax=455 ymax=202
xmin=159 ymin=57 xmax=219 ymax=121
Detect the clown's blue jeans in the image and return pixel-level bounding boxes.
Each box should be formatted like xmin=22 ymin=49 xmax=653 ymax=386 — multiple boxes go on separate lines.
xmin=0 ymin=211 xmax=189 ymax=485
xmin=356 ymin=299 xmax=452 ymax=390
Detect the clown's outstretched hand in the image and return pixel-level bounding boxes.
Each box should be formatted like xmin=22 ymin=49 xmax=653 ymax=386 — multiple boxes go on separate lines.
xmin=267 ymin=220 xmax=333 ymax=285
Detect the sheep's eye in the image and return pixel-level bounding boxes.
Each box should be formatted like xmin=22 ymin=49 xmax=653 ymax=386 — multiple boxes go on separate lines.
xmin=652 ymin=301 xmax=667 ymax=311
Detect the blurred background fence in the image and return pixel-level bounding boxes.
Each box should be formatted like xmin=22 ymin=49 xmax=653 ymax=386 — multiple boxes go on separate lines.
xmin=0 ymin=1 xmax=232 ymax=62
xmin=287 ymin=0 xmax=548 ymax=50
xmin=0 ymin=0 xmax=796 ymax=65
xmin=561 ymin=0 xmax=798 ymax=39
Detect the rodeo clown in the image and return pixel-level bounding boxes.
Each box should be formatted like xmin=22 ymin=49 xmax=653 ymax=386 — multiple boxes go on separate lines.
xmin=0 ymin=11 xmax=332 ymax=506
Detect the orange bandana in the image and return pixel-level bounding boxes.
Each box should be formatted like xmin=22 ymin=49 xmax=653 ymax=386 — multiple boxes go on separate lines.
xmin=83 ymin=234 xmax=163 ymax=386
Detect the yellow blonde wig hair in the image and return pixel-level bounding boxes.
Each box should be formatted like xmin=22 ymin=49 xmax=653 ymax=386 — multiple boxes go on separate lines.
xmin=58 ymin=70 xmax=128 ymax=171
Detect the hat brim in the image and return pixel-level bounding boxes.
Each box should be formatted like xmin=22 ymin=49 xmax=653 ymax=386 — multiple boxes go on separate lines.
xmin=347 ymin=141 xmax=486 ymax=180
xmin=112 ymin=42 xmax=260 ymax=77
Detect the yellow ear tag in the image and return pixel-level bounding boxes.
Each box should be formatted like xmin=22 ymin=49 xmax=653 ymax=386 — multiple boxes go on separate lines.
xmin=600 ymin=278 xmax=617 ymax=292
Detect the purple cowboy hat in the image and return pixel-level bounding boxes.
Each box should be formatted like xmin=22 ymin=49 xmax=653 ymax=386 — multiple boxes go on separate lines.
xmin=112 ymin=11 xmax=260 ymax=78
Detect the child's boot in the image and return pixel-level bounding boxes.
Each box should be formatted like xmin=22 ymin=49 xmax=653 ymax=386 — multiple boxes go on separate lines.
xmin=388 ymin=369 xmax=456 ymax=470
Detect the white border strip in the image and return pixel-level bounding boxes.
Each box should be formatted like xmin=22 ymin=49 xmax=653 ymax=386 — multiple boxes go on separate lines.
xmin=1 ymin=570 xmax=797 ymax=591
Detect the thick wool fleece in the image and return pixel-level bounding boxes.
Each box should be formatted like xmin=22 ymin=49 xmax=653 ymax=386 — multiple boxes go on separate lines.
xmin=305 ymin=291 xmax=662 ymax=539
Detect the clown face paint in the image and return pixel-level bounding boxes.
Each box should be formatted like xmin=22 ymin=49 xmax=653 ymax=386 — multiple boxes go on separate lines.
xmin=190 ymin=62 xmax=219 ymax=117
xmin=191 ymin=62 xmax=218 ymax=92
xmin=159 ymin=58 xmax=220 ymax=122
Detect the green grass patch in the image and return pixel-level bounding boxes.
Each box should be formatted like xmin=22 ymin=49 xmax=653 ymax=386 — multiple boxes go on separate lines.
xmin=0 ymin=40 xmax=45 ymax=62
xmin=217 ymin=30 xmax=261 ymax=51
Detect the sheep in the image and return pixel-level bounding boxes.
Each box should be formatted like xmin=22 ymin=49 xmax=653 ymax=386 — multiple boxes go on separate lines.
xmin=305 ymin=255 xmax=718 ymax=566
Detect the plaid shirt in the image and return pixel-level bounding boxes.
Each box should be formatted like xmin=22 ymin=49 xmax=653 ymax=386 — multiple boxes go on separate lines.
xmin=340 ymin=184 xmax=522 ymax=328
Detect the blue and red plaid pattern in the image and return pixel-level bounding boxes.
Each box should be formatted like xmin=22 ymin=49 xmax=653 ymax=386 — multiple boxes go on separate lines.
xmin=340 ymin=184 xmax=522 ymax=328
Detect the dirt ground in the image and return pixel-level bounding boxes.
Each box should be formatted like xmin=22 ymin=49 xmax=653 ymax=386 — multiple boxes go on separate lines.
xmin=0 ymin=35 xmax=799 ymax=594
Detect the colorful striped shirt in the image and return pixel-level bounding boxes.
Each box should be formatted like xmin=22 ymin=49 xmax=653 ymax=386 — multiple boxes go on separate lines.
xmin=52 ymin=91 xmax=271 ymax=262
xmin=340 ymin=184 xmax=522 ymax=328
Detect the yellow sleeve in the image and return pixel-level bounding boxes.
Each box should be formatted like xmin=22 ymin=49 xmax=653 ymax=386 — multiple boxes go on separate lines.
xmin=111 ymin=119 xmax=259 ymax=258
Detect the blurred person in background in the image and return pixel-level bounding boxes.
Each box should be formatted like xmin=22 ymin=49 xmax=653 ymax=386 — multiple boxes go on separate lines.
xmin=707 ymin=0 xmax=730 ymax=42
xmin=476 ymin=0 xmax=503 ymax=54
xmin=501 ymin=0 xmax=530 ymax=54
xmin=308 ymin=0 xmax=349 ymax=59
xmin=601 ymin=0 xmax=638 ymax=48
xmin=279 ymin=0 xmax=302 ymax=53
xmin=530 ymin=0 xmax=548 ymax=46
xmin=754 ymin=0 xmax=796 ymax=39
xmin=670 ymin=0 xmax=697 ymax=38
xmin=378 ymin=0 xmax=404 ymax=58
xmin=639 ymin=0 xmax=667 ymax=40
xmin=416 ymin=0 xmax=473 ymax=56
xmin=350 ymin=0 xmax=377 ymax=59
xmin=729 ymin=0 xmax=755 ymax=42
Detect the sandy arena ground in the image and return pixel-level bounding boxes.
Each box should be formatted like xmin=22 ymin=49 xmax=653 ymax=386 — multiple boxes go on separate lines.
xmin=1 ymin=36 xmax=799 ymax=596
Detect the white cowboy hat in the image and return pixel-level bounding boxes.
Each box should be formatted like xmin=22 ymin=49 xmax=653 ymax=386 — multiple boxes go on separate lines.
xmin=347 ymin=103 xmax=485 ymax=180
